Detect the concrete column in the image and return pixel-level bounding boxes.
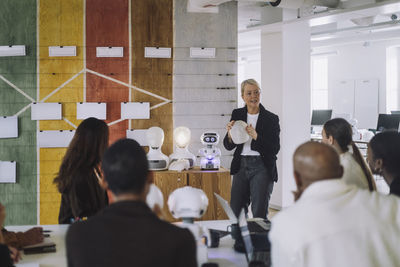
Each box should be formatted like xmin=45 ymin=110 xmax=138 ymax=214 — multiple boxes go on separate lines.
xmin=261 ymin=21 xmax=311 ymax=209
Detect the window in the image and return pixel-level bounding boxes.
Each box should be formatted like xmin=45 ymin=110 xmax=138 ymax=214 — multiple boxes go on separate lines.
xmin=311 ymin=57 xmax=328 ymax=110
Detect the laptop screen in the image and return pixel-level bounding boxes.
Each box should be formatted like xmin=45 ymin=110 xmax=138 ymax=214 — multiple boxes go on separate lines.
xmin=238 ymin=209 xmax=253 ymax=263
xmin=214 ymin=193 xmax=237 ymax=224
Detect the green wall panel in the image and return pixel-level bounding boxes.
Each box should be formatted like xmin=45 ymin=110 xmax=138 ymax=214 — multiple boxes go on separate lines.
xmin=0 ymin=0 xmax=37 ymax=225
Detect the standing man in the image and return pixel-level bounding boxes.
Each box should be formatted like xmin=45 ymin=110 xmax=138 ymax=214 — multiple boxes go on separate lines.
xmin=224 ymin=79 xmax=280 ymax=219
xmin=66 ymin=139 xmax=197 ymax=267
xmin=270 ymin=142 xmax=400 ymax=267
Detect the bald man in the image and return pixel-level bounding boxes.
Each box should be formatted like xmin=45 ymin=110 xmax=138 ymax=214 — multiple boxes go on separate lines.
xmin=269 ymin=142 xmax=400 ymax=267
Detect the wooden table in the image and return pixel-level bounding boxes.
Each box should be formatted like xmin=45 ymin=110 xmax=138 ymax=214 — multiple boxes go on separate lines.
xmin=9 ymin=221 xmax=247 ymax=267
xmin=153 ymin=167 xmax=231 ymax=222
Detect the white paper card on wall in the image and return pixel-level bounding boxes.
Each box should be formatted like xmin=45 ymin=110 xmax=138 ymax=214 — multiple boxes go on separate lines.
xmin=126 ymin=129 xmax=148 ymax=146
xmin=144 ymin=47 xmax=171 ymax=58
xmin=96 ymin=47 xmax=124 ymax=57
xmin=190 ymin=47 xmax=216 ymax=58
xmin=0 ymin=116 xmax=18 ymax=138
xmin=31 ymin=102 xmax=62 ymax=120
xmin=48 ymin=46 xmax=76 ymax=57
xmin=0 ymin=161 xmax=16 ymax=183
xmin=77 ymin=102 xmax=107 ymax=120
xmin=0 ymin=45 xmax=26 ymax=57
xmin=121 ymin=102 xmax=150 ymax=119
xmin=38 ymin=130 xmax=75 ymax=148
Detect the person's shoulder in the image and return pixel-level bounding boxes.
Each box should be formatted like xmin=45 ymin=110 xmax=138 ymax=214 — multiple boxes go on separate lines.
xmin=156 ymin=220 xmax=194 ymax=240
xmin=158 ymin=220 xmax=189 ymax=234
xmin=260 ymin=105 xmax=278 ymax=119
xmin=66 ymin=216 xmax=98 ymax=240
xmin=367 ymin=190 xmax=400 ymax=211
xmin=258 ymin=105 xmax=278 ymax=123
xmin=269 ymin=206 xmax=302 ymax=244
xmin=67 ymin=220 xmax=87 ymax=236
xmin=232 ymin=107 xmax=245 ymax=115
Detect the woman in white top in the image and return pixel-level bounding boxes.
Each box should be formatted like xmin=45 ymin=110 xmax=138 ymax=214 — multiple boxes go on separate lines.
xmin=322 ymin=118 xmax=376 ymax=191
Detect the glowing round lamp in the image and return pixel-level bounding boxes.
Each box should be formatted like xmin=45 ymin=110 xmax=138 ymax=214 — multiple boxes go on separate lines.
xmin=169 ymin=126 xmax=196 ymax=168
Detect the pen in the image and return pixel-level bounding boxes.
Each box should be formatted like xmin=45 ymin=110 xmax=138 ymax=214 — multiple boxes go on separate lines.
xmin=41 ymin=230 xmax=52 ymax=233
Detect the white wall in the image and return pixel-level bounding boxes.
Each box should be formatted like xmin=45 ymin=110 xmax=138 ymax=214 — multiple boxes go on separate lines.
xmin=261 ymin=21 xmax=311 ymax=209
xmin=313 ymin=39 xmax=400 ymax=117
xmin=261 ymin=32 xmax=283 ymax=209
xmin=238 ymin=30 xmax=261 ymax=108
xmin=238 ymin=59 xmax=261 ymax=107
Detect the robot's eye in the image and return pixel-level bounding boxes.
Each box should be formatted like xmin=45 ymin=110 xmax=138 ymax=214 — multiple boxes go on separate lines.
xmin=205 ymin=137 xmax=210 ymax=142
xmin=211 ymin=137 xmax=215 ymax=142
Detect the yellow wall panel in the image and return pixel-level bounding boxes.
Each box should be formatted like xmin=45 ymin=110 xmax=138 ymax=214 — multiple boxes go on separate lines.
xmin=39 ymin=0 xmax=84 ymax=224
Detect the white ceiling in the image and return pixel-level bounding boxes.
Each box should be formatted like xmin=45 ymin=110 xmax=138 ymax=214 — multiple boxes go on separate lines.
xmin=238 ymin=0 xmax=400 ymax=49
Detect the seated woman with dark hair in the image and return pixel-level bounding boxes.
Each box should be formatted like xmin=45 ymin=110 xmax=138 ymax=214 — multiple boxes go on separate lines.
xmin=54 ymin=117 xmax=109 ymax=224
xmin=368 ymin=131 xmax=400 ymax=197
xmin=322 ymin=118 xmax=376 ymax=191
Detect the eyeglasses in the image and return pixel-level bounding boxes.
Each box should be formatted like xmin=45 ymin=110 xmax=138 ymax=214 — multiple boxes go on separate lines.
xmin=244 ymin=90 xmax=260 ymax=97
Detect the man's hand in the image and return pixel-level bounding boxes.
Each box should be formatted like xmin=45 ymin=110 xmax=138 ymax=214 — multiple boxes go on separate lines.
xmin=21 ymin=227 xmax=44 ymax=246
xmin=8 ymin=246 xmax=21 ymax=263
xmin=246 ymin=124 xmax=258 ymax=140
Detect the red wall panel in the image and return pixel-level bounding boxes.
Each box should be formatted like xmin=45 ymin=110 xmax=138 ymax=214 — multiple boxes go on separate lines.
xmin=86 ymin=0 xmax=129 ymax=144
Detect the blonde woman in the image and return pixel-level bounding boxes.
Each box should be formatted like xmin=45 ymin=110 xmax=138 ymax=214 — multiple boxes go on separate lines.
xmin=224 ymin=79 xmax=280 ymax=219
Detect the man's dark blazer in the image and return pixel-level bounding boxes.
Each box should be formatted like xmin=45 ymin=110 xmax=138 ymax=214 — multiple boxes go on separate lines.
xmin=223 ymin=104 xmax=280 ymax=181
xmin=66 ymin=201 xmax=197 ymax=267
xmin=390 ymin=178 xmax=400 ymax=197
xmin=0 ymin=244 xmax=13 ymax=267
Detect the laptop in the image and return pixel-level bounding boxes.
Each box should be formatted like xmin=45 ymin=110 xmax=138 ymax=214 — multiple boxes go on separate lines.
xmin=239 ymin=209 xmax=270 ymax=267
xmin=214 ymin=193 xmax=270 ymax=233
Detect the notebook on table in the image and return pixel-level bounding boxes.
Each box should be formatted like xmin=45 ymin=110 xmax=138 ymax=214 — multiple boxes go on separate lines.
xmin=23 ymin=239 xmax=56 ymax=254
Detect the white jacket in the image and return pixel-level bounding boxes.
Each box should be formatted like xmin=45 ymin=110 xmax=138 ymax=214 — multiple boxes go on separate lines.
xmin=269 ymin=179 xmax=400 ymax=267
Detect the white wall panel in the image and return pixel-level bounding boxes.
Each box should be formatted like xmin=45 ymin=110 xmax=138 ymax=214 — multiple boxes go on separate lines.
xmin=174 ymin=102 xmax=236 ymax=115
xmin=174 ymin=0 xmax=237 ymax=168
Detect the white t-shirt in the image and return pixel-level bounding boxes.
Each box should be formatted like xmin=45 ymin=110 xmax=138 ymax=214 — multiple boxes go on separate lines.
xmin=241 ymin=113 xmax=260 ymax=156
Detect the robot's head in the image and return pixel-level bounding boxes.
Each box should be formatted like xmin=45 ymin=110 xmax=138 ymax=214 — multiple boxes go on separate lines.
xmin=167 ymin=186 xmax=208 ymax=219
xmin=147 ymin=127 xmax=164 ymax=148
xmin=146 ymin=184 xmax=164 ymax=209
xmin=200 ymin=132 xmax=219 ymax=146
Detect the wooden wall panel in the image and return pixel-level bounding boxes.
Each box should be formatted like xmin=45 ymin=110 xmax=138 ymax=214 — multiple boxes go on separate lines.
xmin=187 ymin=169 xmax=230 ymax=221
xmin=86 ymin=0 xmax=129 ymax=145
xmin=0 ymin=0 xmax=37 ymax=225
xmin=132 ymin=0 xmax=173 ymax=155
xmin=39 ymin=0 xmax=84 ymax=224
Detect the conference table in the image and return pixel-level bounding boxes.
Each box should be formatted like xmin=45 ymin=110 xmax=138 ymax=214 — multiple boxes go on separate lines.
xmin=7 ymin=220 xmax=248 ymax=267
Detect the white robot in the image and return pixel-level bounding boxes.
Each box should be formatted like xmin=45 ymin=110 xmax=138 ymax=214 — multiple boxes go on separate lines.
xmin=146 ymin=127 xmax=169 ymax=171
xmin=168 ymin=186 xmax=211 ymax=266
xmin=198 ymin=132 xmax=221 ymax=170
xmin=169 ymin=126 xmax=196 ymax=169
xmin=146 ymin=184 xmax=164 ymax=210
